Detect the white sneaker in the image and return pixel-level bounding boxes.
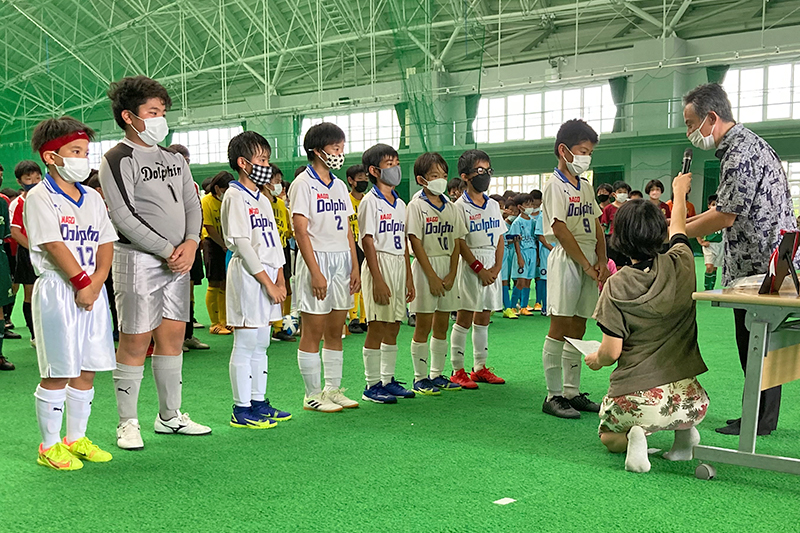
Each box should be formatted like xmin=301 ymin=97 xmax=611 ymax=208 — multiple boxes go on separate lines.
xmin=154 ymin=412 xmax=212 ymax=435
xmin=117 ymin=419 xmax=144 ymax=450
xmin=303 ymin=392 xmax=343 ymax=413
xmin=324 ymin=388 xmax=359 ymax=409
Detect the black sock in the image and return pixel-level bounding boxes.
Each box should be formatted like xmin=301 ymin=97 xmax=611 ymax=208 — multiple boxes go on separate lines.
xmin=23 ymin=302 xmax=33 ymax=339
xmin=3 ymin=302 xmax=13 ymax=326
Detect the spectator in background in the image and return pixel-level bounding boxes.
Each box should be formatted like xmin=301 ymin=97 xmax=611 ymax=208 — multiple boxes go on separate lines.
xmin=667 ymin=187 xmax=697 ymax=218
xmin=447 ymin=177 xmax=465 ymax=203
xmin=595 ymin=182 xmax=613 ymax=211
xmin=645 ymin=180 xmax=671 ymax=218
xmin=630 ymin=190 xmax=643 ymax=200
xmin=0 ymin=187 xmax=21 ymax=340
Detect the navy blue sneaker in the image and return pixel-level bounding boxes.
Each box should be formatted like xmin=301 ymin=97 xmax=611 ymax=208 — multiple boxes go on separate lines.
xmin=413 ymin=378 xmax=441 ymax=396
xmin=251 ymin=399 xmax=292 ymax=421
xmin=230 ymin=405 xmax=277 ymax=429
xmin=362 ymin=383 xmax=397 ymax=404
xmin=431 ymin=375 xmax=461 ymax=391
xmin=383 ymin=378 xmax=416 ymax=399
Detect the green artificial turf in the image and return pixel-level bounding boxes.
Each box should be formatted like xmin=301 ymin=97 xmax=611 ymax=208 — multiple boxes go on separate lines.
xmin=1 ymin=258 xmax=799 ymax=532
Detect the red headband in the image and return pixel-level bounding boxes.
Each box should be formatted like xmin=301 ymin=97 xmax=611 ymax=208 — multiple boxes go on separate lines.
xmin=39 ymin=131 xmax=90 ymax=162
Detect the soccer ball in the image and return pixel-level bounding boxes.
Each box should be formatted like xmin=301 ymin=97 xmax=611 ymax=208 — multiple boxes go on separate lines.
xmin=283 ymin=314 xmax=300 ymax=336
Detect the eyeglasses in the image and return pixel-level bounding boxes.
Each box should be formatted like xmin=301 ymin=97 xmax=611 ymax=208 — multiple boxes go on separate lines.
xmin=471 ymin=167 xmax=493 ymax=176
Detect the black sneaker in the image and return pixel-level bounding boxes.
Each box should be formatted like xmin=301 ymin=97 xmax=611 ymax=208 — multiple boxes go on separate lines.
xmin=0 ymin=356 xmax=15 ymax=371
xmin=4 ymin=330 xmax=21 ymax=340
xmin=348 ymin=320 xmax=365 ymax=334
xmin=408 ymin=314 xmax=416 ymax=327
xmin=542 ymin=396 xmax=580 ymax=419
xmin=271 ymin=331 xmax=296 ymax=342
xmin=359 ymin=322 xmax=368 ymax=333
xmin=568 ymin=392 xmax=601 ymax=413
xmin=5 ymin=321 xmax=14 ymax=330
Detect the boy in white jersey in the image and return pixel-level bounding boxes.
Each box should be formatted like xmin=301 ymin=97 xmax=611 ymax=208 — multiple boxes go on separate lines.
xmin=28 ymin=117 xmax=118 ymax=470
xmin=359 ymin=144 xmax=415 ymax=403
xmin=223 ymin=132 xmax=292 ymax=428
xmin=407 ymin=153 xmax=466 ymax=394
xmin=289 ymin=123 xmax=361 ymax=413
xmin=450 ymin=150 xmax=507 ymax=389
xmin=540 ymin=119 xmax=609 ymax=419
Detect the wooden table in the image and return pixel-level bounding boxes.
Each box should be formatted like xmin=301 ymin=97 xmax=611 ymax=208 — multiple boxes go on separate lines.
xmin=692 ymin=287 xmax=800 ymax=478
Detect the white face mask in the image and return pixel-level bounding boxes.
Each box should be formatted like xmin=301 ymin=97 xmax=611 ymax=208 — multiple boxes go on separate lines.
xmin=131 ymin=114 xmax=169 ymax=146
xmin=565 ymin=146 xmax=591 ymax=176
xmin=423 ymin=177 xmax=447 ymax=196
xmin=688 ymin=115 xmax=716 ymax=151
xmin=508 ymin=215 xmax=517 ymax=222
xmin=616 ymin=193 xmax=628 ymax=203
xmin=52 ymin=153 xmax=90 ymax=183
xmin=523 ymin=207 xmax=536 ymax=215
xmin=270 ymin=182 xmax=283 ymax=196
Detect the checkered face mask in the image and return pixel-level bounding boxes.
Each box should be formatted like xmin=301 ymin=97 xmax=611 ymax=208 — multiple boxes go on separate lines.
xmin=246 ymin=160 xmax=273 ymax=186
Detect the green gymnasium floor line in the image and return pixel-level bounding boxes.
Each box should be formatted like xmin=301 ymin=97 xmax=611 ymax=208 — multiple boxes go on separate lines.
xmin=1 ymin=258 xmax=798 ymax=532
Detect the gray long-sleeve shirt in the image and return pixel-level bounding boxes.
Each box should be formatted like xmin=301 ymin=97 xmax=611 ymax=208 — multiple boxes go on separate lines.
xmin=99 ymin=138 xmax=202 ymax=259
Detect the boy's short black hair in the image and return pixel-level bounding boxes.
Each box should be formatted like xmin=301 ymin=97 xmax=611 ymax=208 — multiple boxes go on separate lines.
xmin=513 ymin=193 xmax=533 ymax=207
xmin=502 ymin=189 xmax=516 ymax=199
xmin=1 ymin=187 xmax=20 ymax=199
xmin=504 ymin=197 xmax=516 ymax=209
xmin=644 ymin=179 xmax=665 ymax=195
xmin=612 ymin=180 xmax=631 ymax=194
xmin=107 ymin=76 xmax=172 ymax=130
xmin=448 ymin=177 xmax=465 ymax=192
xmin=630 ymin=190 xmax=643 ymax=198
xmin=457 ymin=149 xmax=491 ymax=176
xmin=530 ymin=189 xmax=542 ymax=201
xmin=414 ymin=152 xmax=448 ymax=181
xmin=14 ymin=160 xmax=42 ymax=181
xmin=554 ymin=119 xmax=598 ymax=157
xmin=610 ymin=199 xmax=668 ymax=261
xmin=30 ymin=116 xmax=95 ymax=154
xmin=707 ymin=194 xmax=718 ymax=205
xmin=294 ymin=166 xmax=306 ymax=179
xmin=596 ymin=182 xmax=613 ymax=194
xmin=168 ymin=144 xmax=190 ymax=160
xmin=362 ymin=143 xmax=399 ymax=183
xmin=83 ymin=169 xmax=101 ymax=189
xmin=345 ymin=164 xmax=366 ymax=182
xmin=271 ymin=164 xmax=283 ymax=179
xmin=227 ymin=131 xmax=271 ymax=173
xmin=303 ymin=122 xmax=346 ymax=162
xmin=207 ymin=171 xmax=234 ymax=194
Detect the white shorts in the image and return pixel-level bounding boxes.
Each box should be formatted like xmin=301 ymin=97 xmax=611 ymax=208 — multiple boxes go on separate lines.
xmin=295 ymin=250 xmax=354 ymax=315
xmin=226 ymin=258 xmax=283 ymax=328
xmin=33 ymin=272 xmax=115 ymax=379
xmin=113 ymin=244 xmax=190 ymax=335
xmin=457 ymin=249 xmax=502 ymax=313
xmin=547 ymin=245 xmax=599 ymax=319
xmin=410 ymin=255 xmax=461 ymax=314
xmin=362 ymin=252 xmax=407 ymax=323
xmin=703 ymin=242 xmax=723 ymax=268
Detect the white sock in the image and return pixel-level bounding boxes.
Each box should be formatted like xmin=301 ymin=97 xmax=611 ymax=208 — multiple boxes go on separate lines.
xmin=429 ymin=336 xmax=448 ymax=379
xmin=410 ymin=340 xmax=428 ymax=381
xmin=113 ymin=362 xmax=143 ymax=423
xmin=35 ymin=385 xmax=66 ymax=449
xmin=381 ymin=343 xmax=398 ymax=385
xmin=322 ymin=348 xmax=343 ymax=391
xmin=230 ymin=329 xmax=258 ymax=407
xmin=363 ymin=347 xmax=381 ymax=387
xmin=542 ymin=336 xmax=564 ymax=400
xmin=663 ymin=427 xmax=701 ymax=461
xmin=625 ymin=426 xmax=651 ymax=473
xmin=152 ymin=354 xmax=183 ymax=420
xmin=65 ymin=386 xmax=93 ymax=444
xmin=450 ymin=323 xmax=469 ymax=372
xmin=297 ymin=350 xmax=321 ymax=396
xmin=251 ymin=326 xmax=271 ymax=402
xmin=562 ymin=342 xmax=583 ymax=399
xmin=472 ymin=324 xmax=489 ymax=371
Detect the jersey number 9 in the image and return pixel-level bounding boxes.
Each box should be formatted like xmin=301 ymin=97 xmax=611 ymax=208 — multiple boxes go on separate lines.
xmin=583 ymin=219 xmax=592 ymax=233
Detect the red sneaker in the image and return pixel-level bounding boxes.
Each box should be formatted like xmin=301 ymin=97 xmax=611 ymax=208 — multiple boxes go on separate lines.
xmin=470 ymin=367 xmax=505 ymax=384
xmin=451 ymin=368 xmax=479 ymax=389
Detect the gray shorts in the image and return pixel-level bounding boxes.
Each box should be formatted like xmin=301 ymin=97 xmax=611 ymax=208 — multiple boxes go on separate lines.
xmin=113 ymin=244 xmax=190 ymax=335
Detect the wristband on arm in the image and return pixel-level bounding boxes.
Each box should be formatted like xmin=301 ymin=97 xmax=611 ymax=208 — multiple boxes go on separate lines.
xmin=69 ymin=271 xmax=92 ymax=291
xmin=470 ymin=260 xmax=484 ymax=274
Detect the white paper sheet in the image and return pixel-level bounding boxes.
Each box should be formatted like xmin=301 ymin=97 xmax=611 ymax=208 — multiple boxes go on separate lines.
xmin=564 ymin=337 xmax=602 ymax=356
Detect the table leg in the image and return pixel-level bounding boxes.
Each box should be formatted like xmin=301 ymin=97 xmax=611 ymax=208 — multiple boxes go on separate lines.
xmin=739 ymin=320 xmax=769 ymax=454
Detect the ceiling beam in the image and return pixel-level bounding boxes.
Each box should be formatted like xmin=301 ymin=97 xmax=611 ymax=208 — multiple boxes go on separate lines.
xmin=665 ymin=0 xmax=693 ymax=36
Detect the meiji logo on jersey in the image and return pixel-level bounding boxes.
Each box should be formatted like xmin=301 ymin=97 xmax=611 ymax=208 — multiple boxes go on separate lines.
xmin=60 ymin=223 xmax=99 ymax=245
xmin=469 ymin=218 xmax=500 ymax=232
xmin=317 ymin=196 xmax=347 ymax=215
xmin=567 ymin=203 xmax=595 ymax=216
xmin=141 ymin=161 xmax=182 ymax=182
xmin=426 ymin=220 xmax=454 ymax=235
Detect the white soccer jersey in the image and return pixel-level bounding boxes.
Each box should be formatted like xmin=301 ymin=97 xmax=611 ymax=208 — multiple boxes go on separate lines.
xmin=541 ymin=169 xmax=600 ymax=254
xmin=221 ymin=181 xmax=285 ymax=269
xmin=454 ymin=192 xmax=506 ymax=250
xmin=406 ymin=192 xmax=467 ymax=258
xmin=358 ymin=186 xmax=406 ymax=255
xmin=25 ymin=175 xmax=118 ymax=276
xmin=288 ymin=166 xmax=353 ymax=252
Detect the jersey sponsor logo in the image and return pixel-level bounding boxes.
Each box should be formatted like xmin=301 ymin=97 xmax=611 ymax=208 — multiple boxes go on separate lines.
xmin=469 ymin=217 xmax=500 ymax=233
xmin=380 ymin=213 xmax=392 ymax=220
xmin=425 ymin=221 xmax=454 ymax=235
xmin=425 ymin=216 xmax=439 ymax=223
xmin=316 ymin=193 xmax=329 ymax=199
xmin=379 ymin=219 xmax=405 ymax=234
xmin=316 ymin=197 xmax=347 ymax=215
xmin=250 ymin=214 xmax=275 ymax=231
xmin=469 ymin=213 xmax=482 ymax=221
xmin=567 ymin=202 xmax=594 ymax=217
xmin=569 ymin=196 xmax=581 ymax=202
xmin=249 ymin=207 xmax=259 ymax=215
xmin=140 ymin=161 xmax=182 ymax=182
xmin=61 ymin=216 xmax=75 ymax=224
xmin=60 ymin=223 xmax=100 ymax=245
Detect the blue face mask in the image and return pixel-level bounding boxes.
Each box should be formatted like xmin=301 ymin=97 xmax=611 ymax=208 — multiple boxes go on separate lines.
xmin=22 ymin=182 xmax=38 ymax=192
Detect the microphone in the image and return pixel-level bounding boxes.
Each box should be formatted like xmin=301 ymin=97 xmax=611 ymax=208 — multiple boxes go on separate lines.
xmin=681 ymin=148 xmax=693 ymax=174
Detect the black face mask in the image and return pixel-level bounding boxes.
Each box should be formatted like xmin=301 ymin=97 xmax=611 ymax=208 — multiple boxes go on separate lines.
xmin=354 ymin=181 xmax=369 ymax=193
xmin=471 ymin=173 xmax=491 ymax=193
xmin=597 ymin=194 xmax=610 ymax=203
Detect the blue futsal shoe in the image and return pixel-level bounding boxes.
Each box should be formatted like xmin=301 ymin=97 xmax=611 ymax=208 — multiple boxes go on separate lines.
xmin=431 ymin=375 xmax=462 ymax=391
xmin=230 ymin=405 xmax=277 ymax=429
xmin=383 ymin=378 xmax=416 ymax=399
xmin=362 ymin=382 xmax=398 ymax=404
xmin=412 ymin=378 xmax=441 ymax=396
xmin=251 ymin=399 xmax=292 ymax=421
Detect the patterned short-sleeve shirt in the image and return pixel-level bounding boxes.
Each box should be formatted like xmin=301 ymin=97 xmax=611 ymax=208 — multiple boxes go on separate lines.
xmin=715 ymin=124 xmax=797 ymax=286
